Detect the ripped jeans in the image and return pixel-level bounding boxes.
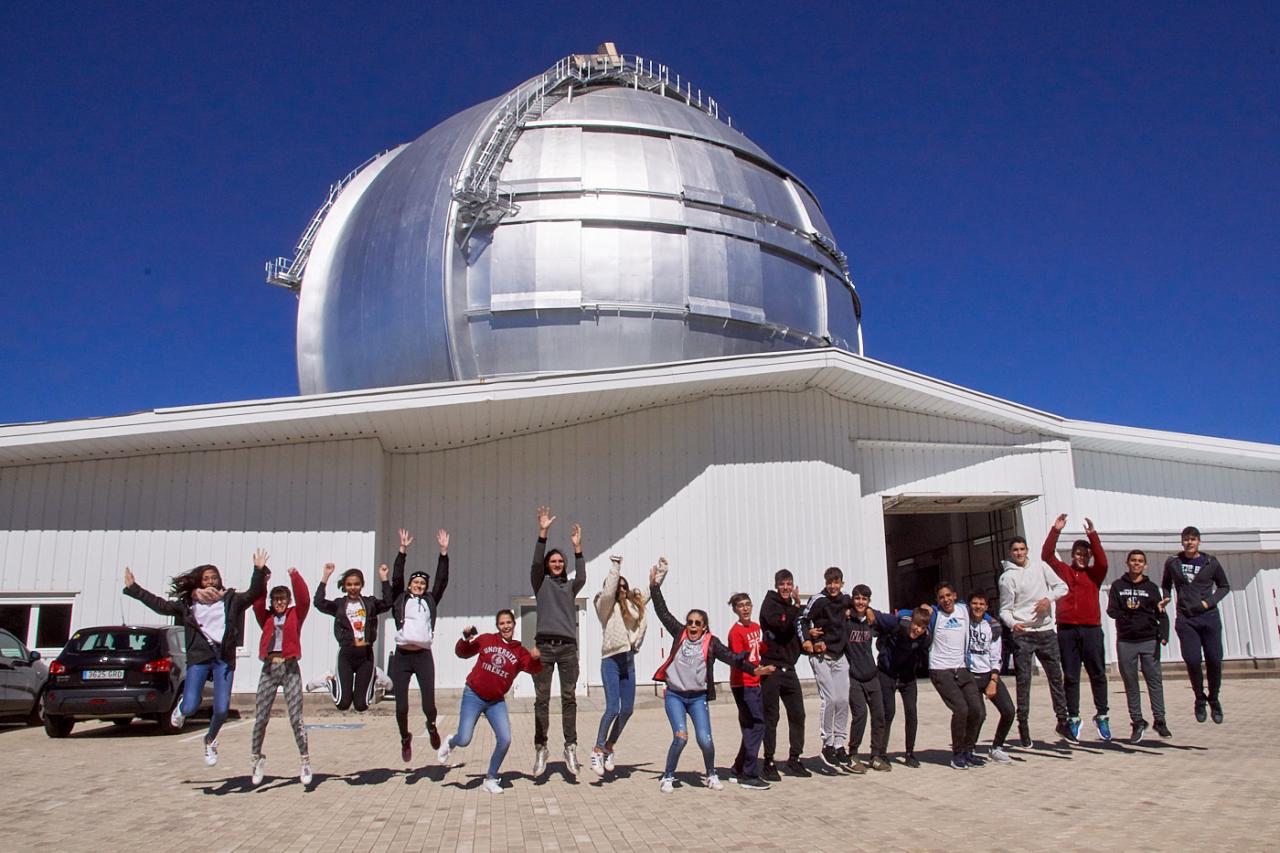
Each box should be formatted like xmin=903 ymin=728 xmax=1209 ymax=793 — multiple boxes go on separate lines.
xmin=663 ymin=688 xmax=714 ymax=777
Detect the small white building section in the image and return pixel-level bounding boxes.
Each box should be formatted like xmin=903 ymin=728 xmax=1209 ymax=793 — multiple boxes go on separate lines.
xmin=2 ymin=349 xmax=1278 ymax=693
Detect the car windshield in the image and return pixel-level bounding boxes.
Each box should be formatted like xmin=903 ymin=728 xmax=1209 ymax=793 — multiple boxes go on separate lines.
xmin=68 ymin=630 xmax=159 ymax=654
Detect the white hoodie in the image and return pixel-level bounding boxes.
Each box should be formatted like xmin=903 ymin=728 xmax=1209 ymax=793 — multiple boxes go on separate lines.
xmin=998 ymin=559 xmax=1068 ymax=632
xmin=595 ymin=561 xmax=650 ymax=658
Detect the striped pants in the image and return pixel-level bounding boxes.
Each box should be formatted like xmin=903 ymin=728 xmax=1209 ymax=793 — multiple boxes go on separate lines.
xmin=252 ymin=658 xmax=308 ymax=758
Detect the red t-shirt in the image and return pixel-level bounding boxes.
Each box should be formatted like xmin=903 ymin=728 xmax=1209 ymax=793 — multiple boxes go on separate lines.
xmin=728 ymin=621 xmax=765 ymax=688
xmin=456 ymin=633 xmax=542 ymax=701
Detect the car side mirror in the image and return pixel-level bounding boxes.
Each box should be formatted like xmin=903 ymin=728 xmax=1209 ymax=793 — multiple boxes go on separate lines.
xmin=29 ymin=650 xmax=41 ymax=662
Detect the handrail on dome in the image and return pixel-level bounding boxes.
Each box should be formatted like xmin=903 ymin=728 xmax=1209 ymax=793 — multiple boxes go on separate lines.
xmin=265 ymin=149 xmax=391 ymax=292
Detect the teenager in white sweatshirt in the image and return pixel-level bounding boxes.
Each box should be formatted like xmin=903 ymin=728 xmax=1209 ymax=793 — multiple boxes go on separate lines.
xmin=590 ymin=554 xmax=649 ymax=777
xmin=997 ymin=535 xmax=1071 ymax=747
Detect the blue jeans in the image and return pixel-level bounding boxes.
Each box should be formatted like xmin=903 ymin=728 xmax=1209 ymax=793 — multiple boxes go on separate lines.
xmin=663 ymin=688 xmax=714 ymax=777
xmin=448 ymin=686 xmax=512 ymax=779
xmin=183 ymin=657 xmax=233 ymax=741
xmin=596 ymin=651 xmax=636 ymax=749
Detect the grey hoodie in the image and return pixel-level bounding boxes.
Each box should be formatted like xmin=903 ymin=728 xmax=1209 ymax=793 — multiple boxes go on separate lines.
xmin=997 ymin=559 xmax=1068 ymax=632
xmin=531 ymin=537 xmax=586 ymax=642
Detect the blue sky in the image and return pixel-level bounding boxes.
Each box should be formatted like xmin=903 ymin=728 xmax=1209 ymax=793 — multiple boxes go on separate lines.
xmin=2 ymin=2 xmax=1277 ymax=442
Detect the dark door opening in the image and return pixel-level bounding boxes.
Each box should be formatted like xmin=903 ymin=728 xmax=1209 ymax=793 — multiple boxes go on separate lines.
xmin=883 ymin=504 xmax=1024 ymax=611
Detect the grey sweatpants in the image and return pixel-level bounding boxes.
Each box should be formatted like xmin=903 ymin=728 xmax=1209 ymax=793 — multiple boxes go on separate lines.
xmin=810 ymin=656 xmax=850 ymax=748
xmin=252 ymin=658 xmax=309 ymax=758
xmin=1117 ymin=639 xmax=1165 ymax=724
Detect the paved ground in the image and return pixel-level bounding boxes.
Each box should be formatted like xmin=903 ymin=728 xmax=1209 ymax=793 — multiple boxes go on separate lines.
xmin=5 ymin=676 xmax=1274 ymax=852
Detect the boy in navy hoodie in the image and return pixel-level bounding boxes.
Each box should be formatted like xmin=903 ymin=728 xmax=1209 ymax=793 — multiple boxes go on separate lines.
xmin=1109 ymin=549 xmax=1172 ymax=742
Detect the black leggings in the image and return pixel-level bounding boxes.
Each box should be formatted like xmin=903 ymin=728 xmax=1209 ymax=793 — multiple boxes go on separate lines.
xmin=335 ymin=645 xmax=375 ymax=712
xmin=974 ymin=671 xmax=1016 ymax=748
xmin=879 ymin=671 xmax=919 ymax=755
xmin=390 ymin=646 xmax=437 ymax=739
xmin=1175 ymin=611 xmax=1224 ymax=703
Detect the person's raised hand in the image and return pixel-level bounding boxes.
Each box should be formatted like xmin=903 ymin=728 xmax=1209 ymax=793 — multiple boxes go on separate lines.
xmin=537 ymin=505 xmax=556 ymax=535
xmin=437 ymin=528 xmax=449 ymax=555
xmin=253 ymin=548 xmax=269 ymax=569
xmin=1053 ymin=513 xmax=1068 ymax=531
xmin=377 ymin=563 xmax=390 ymax=582
xmin=1083 ymin=517 xmax=1095 ymax=533
xmin=570 ymin=523 xmax=582 ymax=552
xmin=123 ymin=567 xmax=135 ymax=587
xmin=399 ymin=528 xmax=414 ymax=553
xmin=322 ymin=563 xmax=336 ymax=583
xmin=610 ymin=554 xmax=623 ymax=566
xmin=288 ymin=566 xmax=299 ymax=576
xmin=649 ymin=565 xmax=660 ymax=587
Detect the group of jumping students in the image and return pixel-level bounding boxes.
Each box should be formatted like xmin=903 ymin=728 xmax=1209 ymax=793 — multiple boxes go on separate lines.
xmin=120 ymin=508 xmax=1230 ymax=792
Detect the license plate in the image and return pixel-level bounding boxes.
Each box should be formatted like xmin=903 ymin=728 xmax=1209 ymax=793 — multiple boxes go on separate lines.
xmin=83 ymin=670 xmax=124 ymax=680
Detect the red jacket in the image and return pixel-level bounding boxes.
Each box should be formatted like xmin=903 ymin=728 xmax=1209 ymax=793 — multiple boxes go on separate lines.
xmin=456 ymin=633 xmax=542 ymax=701
xmin=253 ymin=569 xmax=311 ymax=660
xmin=1042 ymin=527 xmax=1108 ymax=626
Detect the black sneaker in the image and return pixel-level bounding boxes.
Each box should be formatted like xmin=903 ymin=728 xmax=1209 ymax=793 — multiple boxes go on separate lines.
xmin=820 ymin=746 xmax=840 ymax=769
xmin=1018 ymin=721 xmax=1033 ymax=749
xmin=1194 ymin=700 xmax=1208 ymax=723
xmin=903 ymin=754 xmax=921 ymax=769
xmin=783 ymin=758 xmax=812 ymax=777
xmin=1209 ymin=700 xmax=1224 ymax=724
xmin=835 ymin=747 xmax=853 ymax=772
xmin=1128 ymin=720 xmax=1147 ymax=744
xmin=761 ymin=760 xmax=781 ymax=782
xmin=738 ymin=775 xmax=771 ymax=790
xmin=1056 ymin=720 xmax=1080 ymax=745
xmin=1153 ymin=719 xmax=1172 ymax=738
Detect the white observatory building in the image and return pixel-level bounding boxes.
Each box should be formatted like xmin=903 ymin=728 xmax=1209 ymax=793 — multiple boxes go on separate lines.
xmin=2 ymin=46 xmax=1278 ymax=695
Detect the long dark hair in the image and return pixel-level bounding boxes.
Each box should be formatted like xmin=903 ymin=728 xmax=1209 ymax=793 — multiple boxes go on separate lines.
xmin=543 ymin=548 xmax=565 ymax=572
xmin=170 ymin=564 xmax=221 ymax=598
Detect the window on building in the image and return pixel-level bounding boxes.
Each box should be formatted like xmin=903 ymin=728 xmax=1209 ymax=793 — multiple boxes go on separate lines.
xmin=0 ymin=598 xmax=77 ymax=652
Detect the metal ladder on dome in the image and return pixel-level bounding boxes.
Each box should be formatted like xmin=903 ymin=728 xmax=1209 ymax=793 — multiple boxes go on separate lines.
xmin=452 ymin=47 xmax=732 ymax=246
xmin=265 ymin=149 xmax=391 ymax=292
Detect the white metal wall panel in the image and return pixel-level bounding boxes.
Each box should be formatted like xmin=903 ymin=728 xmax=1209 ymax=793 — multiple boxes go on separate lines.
xmin=0 ymin=439 xmax=384 ymax=692
xmin=1073 ymin=450 xmax=1280 ymax=530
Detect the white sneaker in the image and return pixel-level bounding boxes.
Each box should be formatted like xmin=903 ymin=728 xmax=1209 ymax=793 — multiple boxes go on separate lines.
xmin=251 ymin=755 xmax=266 ymax=784
xmin=989 ymin=746 xmax=1013 ymax=765
xmin=603 ymin=750 xmax=616 ymax=772
xmin=659 ymin=775 xmax=676 ymax=793
xmin=703 ymin=773 xmax=724 ymax=791
xmin=437 ymin=735 xmax=453 ymax=765
xmin=564 ymin=744 xmax=580 ymax=776
xmin=481 ymin=777 xmax=503 ymax=794
xmin=532 ymin=745 xmax=548 ymax=776
xmin=170 ymin=704 xmax=185 ymax=729
xmin=299 ymin=760 xmax=313 ymax=786
xmin=590 ymin=749 xmax=606 ymax=777
xmin=204 ymin=738 xmax=219 ymax=767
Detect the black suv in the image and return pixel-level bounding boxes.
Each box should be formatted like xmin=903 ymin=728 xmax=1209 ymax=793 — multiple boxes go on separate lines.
xmin=43 ymin=625 xmax=211 ymax=737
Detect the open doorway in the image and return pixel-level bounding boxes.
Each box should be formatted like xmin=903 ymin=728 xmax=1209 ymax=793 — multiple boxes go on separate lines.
xmin=882 ymin=495 xmax=1032 ymax=610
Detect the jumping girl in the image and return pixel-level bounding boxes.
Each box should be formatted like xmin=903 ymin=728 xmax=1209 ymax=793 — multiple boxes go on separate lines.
xmin=437 ymin=610 xmax=542 ymax=794
xmin=249 ymin=566 xmax=312 ymax=785
xmin=649 ymin=558 xmax=774 ymax=793
xmin=386 ymin=527 xmax=451 ymax=763
xmin=315 ymin=559 xmax=391 ymax=712
xmin=590 ymin=554 xmax=649 ymax=777
xmin=122 ymin=549 xmax=269 ymax=766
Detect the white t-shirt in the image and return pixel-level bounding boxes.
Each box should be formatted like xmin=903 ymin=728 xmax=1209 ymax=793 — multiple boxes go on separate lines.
xmin=929 ymin=604 xmax=970 ymax=670
xmin=347 ymin=599 xmax=367 ymax=642
xmin=394 ymin=596 xmax=434 ymax=649
xmin=192 ymin=600 xmax=226 ymax=645
xmin=271 ymin=613 xmax=286 ymax=652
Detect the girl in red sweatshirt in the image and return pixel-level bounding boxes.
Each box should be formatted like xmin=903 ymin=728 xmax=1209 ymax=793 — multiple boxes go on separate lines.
xmin=250 ymin=566 xmax=312 ymax=786
xmin=436 ymin=610 xmax=542 ymax=793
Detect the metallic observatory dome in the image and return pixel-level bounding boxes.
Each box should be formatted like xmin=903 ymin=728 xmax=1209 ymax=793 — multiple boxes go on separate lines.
xmin=269 ymin=47 xmax=862 ymax=395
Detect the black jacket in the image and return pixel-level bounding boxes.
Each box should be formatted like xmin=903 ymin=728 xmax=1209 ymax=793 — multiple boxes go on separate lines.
xmin=797 ymin=591 xmax=851 ymax=658
xmin=315 ymin=577 xmax=391 ymax=647
xmin=1107 ymin=574 xmax=1171 ymax=643
xmin=649 ymin=584 xmax=754 ymax=701
xmin=759 ymin=589 xmax=803 ymax=667
xmin=844 ymin=612 xmax=877 ymax=681
xmin=1161 ymin=552 xmax=1229 ymax=618
xmin=389 ymin=552 xmax=449 ymax=632
xmin=875 ymin=610 xmax=932 ymax=680
xmin=124 ymin=565 xmax=267 ymax=668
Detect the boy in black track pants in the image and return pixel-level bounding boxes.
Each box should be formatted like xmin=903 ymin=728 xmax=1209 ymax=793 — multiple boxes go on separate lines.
xmin=1161 ymin=526 xmax=1230 ymax=724
xmin=875 ymin=606 xmax=932 ymax=768
xmin=758 ymin=569 xmax=809 ymax=780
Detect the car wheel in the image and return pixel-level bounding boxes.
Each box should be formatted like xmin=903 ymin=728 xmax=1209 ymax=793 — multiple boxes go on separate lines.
xmin=111 ymin=717 xmax=133 ymax=727
xmin=26 ymin=690 xmax=44 ymax=727
xmin=44 ymin=714 xmax=74 ymax=738
xmin=156 ymin=692 xmax=183 ymax=735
